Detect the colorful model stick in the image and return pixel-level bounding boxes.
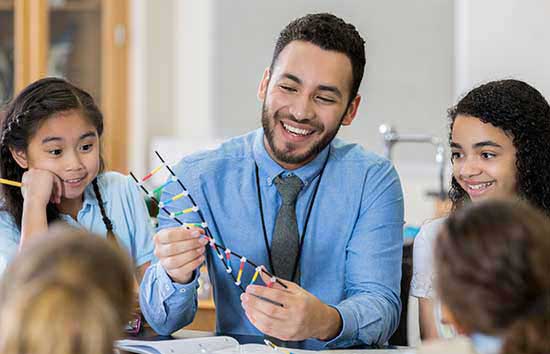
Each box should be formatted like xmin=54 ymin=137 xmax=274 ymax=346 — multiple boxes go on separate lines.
xmin=130 ymin=151 xmax=287 ymax=292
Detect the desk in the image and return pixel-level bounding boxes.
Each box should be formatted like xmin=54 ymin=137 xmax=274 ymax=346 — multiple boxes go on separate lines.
xmin=170 ymin=330 xmax=414 ymax=353
xmin=126 ymin=329 xmax=413 ymax=353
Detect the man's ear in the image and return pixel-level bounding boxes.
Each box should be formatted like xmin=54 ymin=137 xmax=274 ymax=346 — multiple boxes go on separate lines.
xmin=257 ymin=67 xmax=271 ymax=101
xmin=341 ymin=94 xmax=362 ymax=126
xmin=9 ymin=147 xmax=29 ymax=169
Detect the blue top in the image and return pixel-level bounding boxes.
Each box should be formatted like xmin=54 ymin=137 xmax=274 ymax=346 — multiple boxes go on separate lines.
xmin=471 ymin=333 xmax=502 ymax=354
xmin=140 ymin=129 xmax=404 ymax=349
xmin=0 ymin=171 xmax=155 ymax=273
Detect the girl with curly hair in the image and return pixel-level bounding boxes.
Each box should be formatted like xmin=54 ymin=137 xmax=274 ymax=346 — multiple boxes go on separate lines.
xmin=417 ymin=200 xmax=550 ymax=354
xmin=410 ymin=79 xmax=550 ymax=340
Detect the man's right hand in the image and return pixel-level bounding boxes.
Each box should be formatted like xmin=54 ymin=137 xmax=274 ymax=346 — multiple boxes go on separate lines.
xmin=153 ymin=227 xmax=208 ymax=284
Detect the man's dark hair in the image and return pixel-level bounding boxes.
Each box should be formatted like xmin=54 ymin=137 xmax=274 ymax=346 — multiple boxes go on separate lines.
xmin=271 ymin=13 xmax=366 ymax=105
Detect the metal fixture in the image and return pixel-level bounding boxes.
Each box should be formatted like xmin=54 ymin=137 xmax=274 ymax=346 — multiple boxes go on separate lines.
xmin=379 ymin=124 xmax=446 ymax=200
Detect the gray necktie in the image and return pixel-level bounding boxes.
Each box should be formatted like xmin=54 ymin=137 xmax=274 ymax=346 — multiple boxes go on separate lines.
xmin=271 ymin=175 xmax=303 ymax=283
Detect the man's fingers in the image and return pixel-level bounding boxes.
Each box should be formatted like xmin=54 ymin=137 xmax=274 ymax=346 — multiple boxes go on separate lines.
xmin=166 ymin=255 xmax=205 ymax=283
xmin=257 ymin=268 xmax=292 ymax=290
xmin=243 ymin=307 xmax=295 ymax=341
xmin=161 ymin=251 xmax=204 ymax=272
xmin=154 ymin=227 xmax=205 ymax=244
xmin=240 ymin=291 xmax=286 ymax=320
xmin=155 ymin=237 xmax=207 ymax=257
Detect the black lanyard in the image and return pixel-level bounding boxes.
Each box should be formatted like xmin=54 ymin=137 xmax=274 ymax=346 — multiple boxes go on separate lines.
xmin=254 ymin=152 xmax=329 ymax=282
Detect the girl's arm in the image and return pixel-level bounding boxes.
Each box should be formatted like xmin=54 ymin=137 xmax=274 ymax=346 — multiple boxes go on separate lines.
xmin=19 ymin=169 xmax=62 ymax=249
xmin=418 ymin=297 xmax=439 ymax=340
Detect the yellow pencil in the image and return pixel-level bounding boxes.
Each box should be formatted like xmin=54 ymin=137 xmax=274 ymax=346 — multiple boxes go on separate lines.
xmin=0 ymin=178 xmax=22 ymax=188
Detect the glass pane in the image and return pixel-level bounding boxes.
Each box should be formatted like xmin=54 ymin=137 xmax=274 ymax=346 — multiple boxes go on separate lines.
xmin=0 ymin=0 xmax=14 ymax=105
xmin=48 ymin=0 xmax=102 ymax=104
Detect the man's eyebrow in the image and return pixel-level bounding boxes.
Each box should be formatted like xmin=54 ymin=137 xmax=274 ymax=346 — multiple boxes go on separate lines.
xmin=318 ymin=85 xmax=342 ymax=99
xmin=282 ymin=73 xmax=301 ymax=84
xmin=281 ymin=73 xmax=342 ymax=98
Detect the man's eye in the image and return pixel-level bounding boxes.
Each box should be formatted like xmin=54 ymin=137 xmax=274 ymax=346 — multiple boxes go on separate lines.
xmin=280 ymin=85 xmax=296 ymax=92
xmin=316 ymin=96 xmax=336 ymax=104
xmin=49 ymin=149 xmax=62 ymax=156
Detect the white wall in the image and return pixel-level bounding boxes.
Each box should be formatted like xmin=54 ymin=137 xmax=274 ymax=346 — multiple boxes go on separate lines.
xmin=455 ymin=0 xmax=550 ymax=99
xmin=166 ymin=0 xmax=454 ymax=225
xmin=129 ymin=0 xmax=177 ymax=176
xmin=210 ymin=1 xmax=454 ymax=155
xmin=130 ymin=0 xmax=550 ymax=225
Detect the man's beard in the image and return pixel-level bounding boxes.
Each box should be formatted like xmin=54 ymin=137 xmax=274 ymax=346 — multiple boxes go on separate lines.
xmin=261 ymin=102 xmax=344 ymax=166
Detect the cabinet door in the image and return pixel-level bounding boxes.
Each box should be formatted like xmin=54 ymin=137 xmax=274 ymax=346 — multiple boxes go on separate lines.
xmin=49 ymin=0 xmax=129 ymax=172
xmin=11 ymin=0 xmax=128 ymax=172
xmin=48 ymin=0 xmax=102 ymax=105
xmin=0 ymin=0 xmax=14 ymax=105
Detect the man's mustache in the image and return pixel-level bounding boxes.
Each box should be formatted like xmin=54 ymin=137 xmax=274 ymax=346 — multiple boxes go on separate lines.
xmin=273 ymin=111 xmax=323 ymax=131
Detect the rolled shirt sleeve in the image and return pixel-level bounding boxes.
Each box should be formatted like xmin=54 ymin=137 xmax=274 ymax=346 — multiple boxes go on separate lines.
xmin=139 ymin=167 xmax=203 ymax=334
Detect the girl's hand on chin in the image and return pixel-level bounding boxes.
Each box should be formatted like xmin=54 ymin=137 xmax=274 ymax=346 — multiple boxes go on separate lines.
xmin=21 ymin=169 xmax=64 ymax=205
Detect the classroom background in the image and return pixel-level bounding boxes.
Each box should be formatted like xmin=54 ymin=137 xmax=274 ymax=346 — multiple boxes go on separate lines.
xmin=1 ymin=0 xmax=549 ymax=345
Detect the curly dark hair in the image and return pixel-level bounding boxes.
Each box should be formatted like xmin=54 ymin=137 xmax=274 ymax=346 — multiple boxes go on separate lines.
xmin=271 ymin=13 xmax=366 ymax=106
xmin=435 ymin=200 xmax=550 ymax=354
xmin=448 ymin=79 xmax=550 ymax=215
xmin=0 ymin=77 xmax=109 ymax=231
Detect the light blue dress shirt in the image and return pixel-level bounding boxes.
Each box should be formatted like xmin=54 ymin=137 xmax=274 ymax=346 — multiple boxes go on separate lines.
xmin=0 ymin=171 xmax=155 ymax=272
xmin=140 ymin=129 xmax=404 ymax=349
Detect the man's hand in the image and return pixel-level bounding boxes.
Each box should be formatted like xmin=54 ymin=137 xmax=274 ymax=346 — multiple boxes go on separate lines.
xmin=240 ymin=272 xmax=342 ymax=341
xmin=153 ymin=227 xmax=207 ymax=284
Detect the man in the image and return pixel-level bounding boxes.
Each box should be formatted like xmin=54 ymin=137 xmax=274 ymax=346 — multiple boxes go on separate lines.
xmin=140 ymin=13 xmax=404 ymax=350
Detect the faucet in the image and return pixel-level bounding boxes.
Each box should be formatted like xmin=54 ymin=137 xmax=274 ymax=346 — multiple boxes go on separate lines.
xmin=379 ymin=124 xmax=447 ymax=200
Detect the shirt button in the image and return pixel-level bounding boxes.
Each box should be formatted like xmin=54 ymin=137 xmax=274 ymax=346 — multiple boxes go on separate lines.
xmin=165 ymin=285 xmax=170 ymax=291
xmin=179 ymin=288 xmax=186 ymax=293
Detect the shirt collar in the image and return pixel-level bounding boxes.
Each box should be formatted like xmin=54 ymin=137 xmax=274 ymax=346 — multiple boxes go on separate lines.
xmin=252 ymin=128 xmax=330 ymax=187
xmin=470 ymin=333 xmax=502 ymax=354
xmin=82 ymin=176 xmax=111 ymax=208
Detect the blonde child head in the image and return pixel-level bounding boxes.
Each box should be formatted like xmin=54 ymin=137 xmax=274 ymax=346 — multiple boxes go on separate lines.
xmin=0 ymin=225 xmax=134 ymax=354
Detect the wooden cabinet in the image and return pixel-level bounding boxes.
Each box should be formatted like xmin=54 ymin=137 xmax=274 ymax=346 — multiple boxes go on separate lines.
xmin=0 ymin=1 xmax=15 ymax=103
xmin=0 ymin=0 xmax=129 ymax=172
xmin=184 ymin=299 xmax=216 ymax=331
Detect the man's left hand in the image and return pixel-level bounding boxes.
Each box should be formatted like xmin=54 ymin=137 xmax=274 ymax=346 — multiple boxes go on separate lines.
xmin=240 ymin=273 xmax=342 ymax=341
